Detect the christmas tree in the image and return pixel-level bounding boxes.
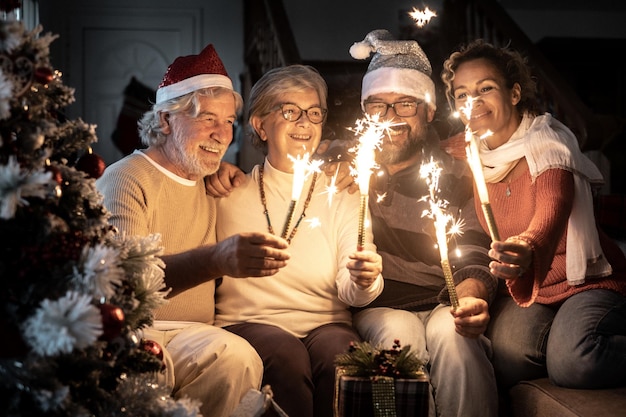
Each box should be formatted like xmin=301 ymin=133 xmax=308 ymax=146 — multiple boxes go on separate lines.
xmin=0 ymin=8 xmax=200 ymax=417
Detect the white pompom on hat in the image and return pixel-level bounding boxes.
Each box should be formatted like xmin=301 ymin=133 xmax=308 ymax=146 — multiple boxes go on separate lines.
xmin=349 ymin=29 xmax=436 ymax=110
xmin=156 ymin=44 xmax=234 ymax=104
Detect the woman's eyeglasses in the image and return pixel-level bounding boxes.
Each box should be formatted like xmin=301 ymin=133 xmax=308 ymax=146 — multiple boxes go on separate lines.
xmin=276 ymin=103 xmax=327 ymax=124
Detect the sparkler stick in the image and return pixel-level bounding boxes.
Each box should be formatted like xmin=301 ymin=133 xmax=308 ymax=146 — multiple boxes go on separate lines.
xmin=357 ymin=194 xmax=368 ymax=251
xmin=420 ymin=160 xmax=460 ymax=310
xmin=436 ymin=216 xmax=459 ymax=310
xmin=460 ymin=98 xmax=500 ymax=242
xmin=281 ymin=200 xmax=297 ymax=240
xmin=281 ymin=153 xmax=319 ymax=239
xmin=350 ymin=115 xmax=386 ymax=251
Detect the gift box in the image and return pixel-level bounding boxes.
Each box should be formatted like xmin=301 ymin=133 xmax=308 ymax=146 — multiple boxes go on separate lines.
xmin=335 ymin=371 xmax=429 ymax=417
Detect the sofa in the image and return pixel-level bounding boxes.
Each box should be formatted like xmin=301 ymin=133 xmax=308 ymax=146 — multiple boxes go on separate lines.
xmin=498 ymin=195 xmax=626 ymax=417
xmin=505 ymin=233 xmax=626 ymax=416
xmin=506 ymin=378 xmax=626 ymax=417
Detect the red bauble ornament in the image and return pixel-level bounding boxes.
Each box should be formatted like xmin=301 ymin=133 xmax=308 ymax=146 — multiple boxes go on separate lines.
xmin=34 ymin=67 xmax=54 ymax=84
xmin=98 ymin=303 xmax=125 ymax=341
xmin=76 ymin=152 xmax=106 ymax=179
xmin=141 ymin=339 xmax=164 ymax=361
xmin=46 ymin=165 xmax=63 ymax=184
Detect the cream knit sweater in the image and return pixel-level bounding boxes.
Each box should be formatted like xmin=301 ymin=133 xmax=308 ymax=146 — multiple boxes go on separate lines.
xmin=96 ymin=151 xmax=216 ymax=324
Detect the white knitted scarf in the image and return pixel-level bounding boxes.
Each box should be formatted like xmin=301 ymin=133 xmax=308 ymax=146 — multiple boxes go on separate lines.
xmin=478 ymin=113 xmax=612 ymax=285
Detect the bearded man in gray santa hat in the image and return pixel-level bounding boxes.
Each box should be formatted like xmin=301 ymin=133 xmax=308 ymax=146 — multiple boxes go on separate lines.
xmin=347 ymin=29 xmax=499 ymax=417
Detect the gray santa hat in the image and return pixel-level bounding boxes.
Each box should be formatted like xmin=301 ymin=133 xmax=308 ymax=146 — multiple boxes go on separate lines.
xmin=349 ymin=29 xmax=436 ymax=110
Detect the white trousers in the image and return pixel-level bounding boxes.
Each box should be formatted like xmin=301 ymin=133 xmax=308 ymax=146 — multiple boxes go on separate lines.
xmin=143 ymin=323 xmax=263 ymax=417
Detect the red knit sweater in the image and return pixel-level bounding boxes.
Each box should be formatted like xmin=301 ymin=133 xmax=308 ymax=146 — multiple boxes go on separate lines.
xmin=482 ymin=168 xmax=626 ymax=307
xmin=441 ymin=133 xmax=626 ymax=307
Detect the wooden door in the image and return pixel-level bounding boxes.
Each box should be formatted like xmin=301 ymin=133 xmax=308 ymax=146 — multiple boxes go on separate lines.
xmin=39 ymin=1 xmax=243 ymax=166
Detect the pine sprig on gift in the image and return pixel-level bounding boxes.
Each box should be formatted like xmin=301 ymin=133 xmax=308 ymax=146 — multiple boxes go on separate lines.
xmin=335 ymin=339 xmax=425 ymax=378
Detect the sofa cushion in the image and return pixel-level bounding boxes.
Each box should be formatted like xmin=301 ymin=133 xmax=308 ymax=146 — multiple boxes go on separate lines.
xmin=509 ymin=378 xmax=626 ymax=417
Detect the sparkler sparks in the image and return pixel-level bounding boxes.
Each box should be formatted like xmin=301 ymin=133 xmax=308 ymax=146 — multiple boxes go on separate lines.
xmin=322 ymin=165 xmax=341 ymax=207
xmin=420 ymin=158 xmax=461 ymax=310
xmin=408 ymin=6 xmax=437 ymax=28
xmin=348 ymin=115 xmax=390 ymax=250
xmin=287 ymin=152 xmax=321 ymax=200
xmin=281 ymin=152 xmax=322 ymax=239
xmin=305 ymin=217 xmax=322 ymax=229
xmin=458 ymin=98 xmax=501 ymax=241
xmin=349 ymin=114 xmax=391 ymax=194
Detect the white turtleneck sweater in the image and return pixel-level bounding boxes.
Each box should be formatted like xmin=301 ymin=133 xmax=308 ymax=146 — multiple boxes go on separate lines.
xmin=214 ymin=159 xmax=383 ymax=337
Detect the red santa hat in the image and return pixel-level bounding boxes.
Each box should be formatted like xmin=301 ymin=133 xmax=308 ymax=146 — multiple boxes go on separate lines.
xmin=156 ymin=44 xmax=234 ymax=104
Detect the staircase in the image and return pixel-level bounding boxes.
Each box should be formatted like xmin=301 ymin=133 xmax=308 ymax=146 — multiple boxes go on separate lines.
xmin=242 ymin=0 xmax=626 ymax=195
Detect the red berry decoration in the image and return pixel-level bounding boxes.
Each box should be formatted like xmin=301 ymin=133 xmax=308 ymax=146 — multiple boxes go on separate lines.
xmin=34 ymin=67 xmax=54 ymax=84
xmin=98 ymin=303 xmax=125 ymax=341
xmin=76 ymin=152 xmax=106 ymax=179
xmin=141 ymin=339 xmax=164 ymax=361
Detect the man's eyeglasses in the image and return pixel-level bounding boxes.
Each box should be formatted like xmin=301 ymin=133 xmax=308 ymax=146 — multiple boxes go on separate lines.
xmin=276 ymin=103 xmax=327 ymax=124
xmin=363 ymin=100 xmax=423 ymax=118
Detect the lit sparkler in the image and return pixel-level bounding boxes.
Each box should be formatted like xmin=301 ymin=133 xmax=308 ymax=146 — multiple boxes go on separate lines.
xmin=349 ymin=115 xmax=389 ymax=250
xmin=281 ymin=152 xmax=322 ymax=239
xmin=420 ymin=159 xmax=460 ymax=310
xmin=305 ymin=217 xmax=322 ymax=229
xmin=458 ymin=98 xmax=500 ymax=241
xmin=408 ymin=6 xmax=437 ymax=28
xmin=322 ymin=165 xmax=340 ymax=207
